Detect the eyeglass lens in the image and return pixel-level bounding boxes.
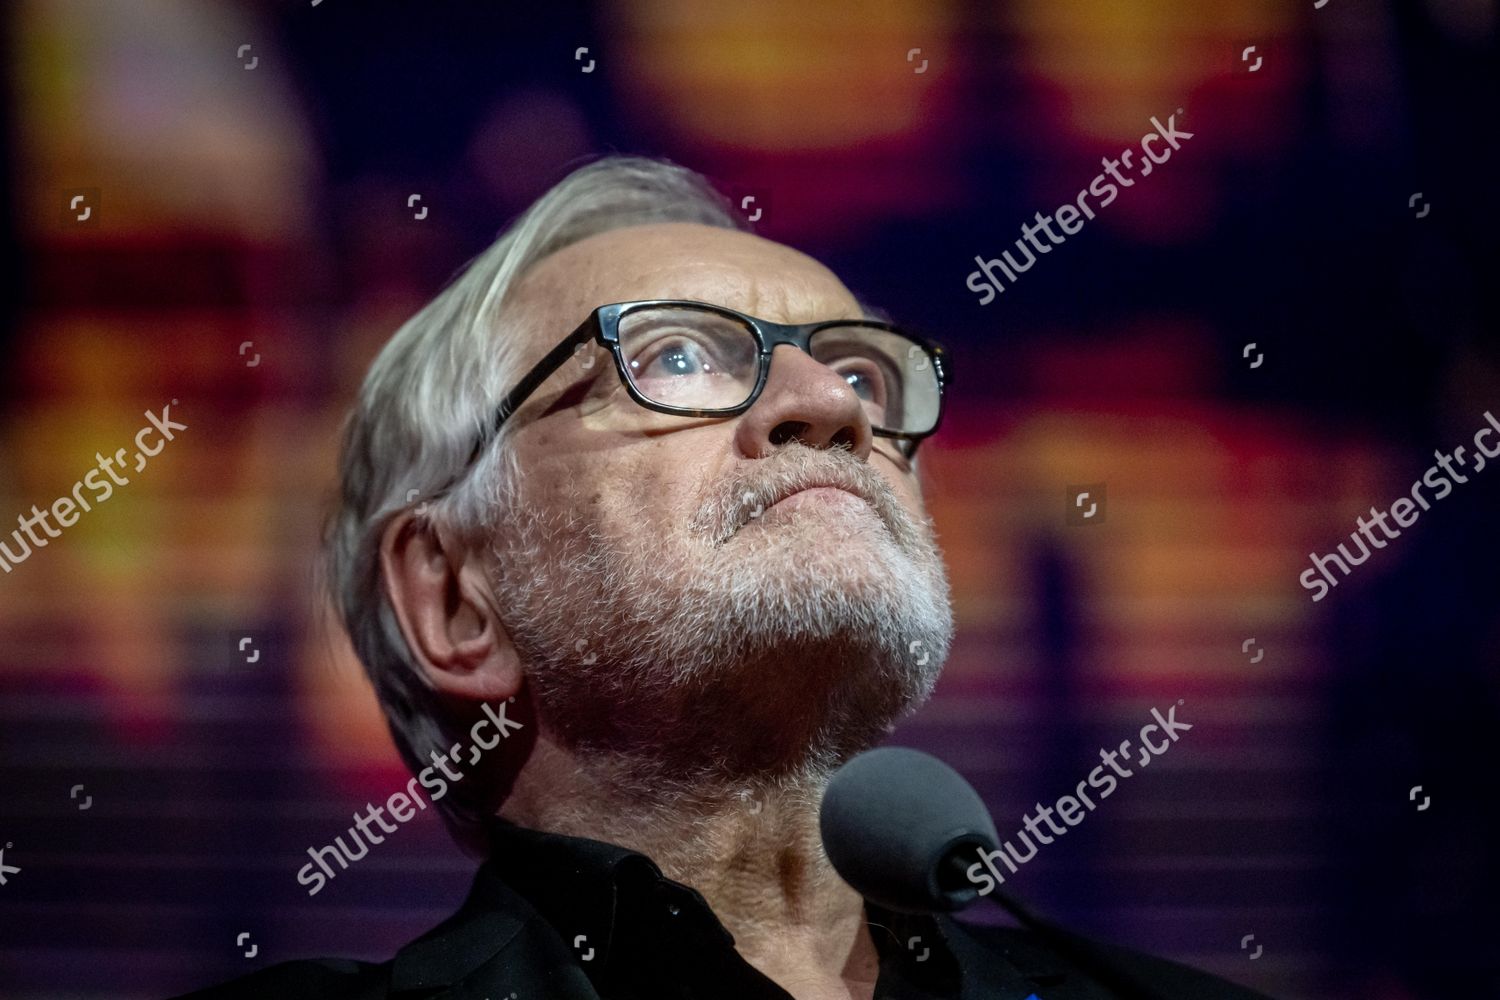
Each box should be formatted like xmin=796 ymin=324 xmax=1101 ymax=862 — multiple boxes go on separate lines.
xmin=616 ymin=305 xmax=940 ymax=434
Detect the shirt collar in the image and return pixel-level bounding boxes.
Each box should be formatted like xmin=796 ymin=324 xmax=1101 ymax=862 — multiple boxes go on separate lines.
xmin=482 ymin=816 xmax=736 ymax=972
xmin=479 ymin=816 xmax=979 ymax=995
xmin=387 ymin=846 xmax=531 ymax=994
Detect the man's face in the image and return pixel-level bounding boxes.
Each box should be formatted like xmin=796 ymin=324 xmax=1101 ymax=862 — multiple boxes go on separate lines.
xmin=484 ymin=222 xmax=953 ymax=785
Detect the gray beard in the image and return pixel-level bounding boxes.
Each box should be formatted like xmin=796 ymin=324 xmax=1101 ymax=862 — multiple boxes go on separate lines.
xmin=484 ymin=445 xmax=954 ymax=793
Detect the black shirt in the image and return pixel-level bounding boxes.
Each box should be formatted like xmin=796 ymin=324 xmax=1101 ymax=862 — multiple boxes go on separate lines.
xmin=174 ymin=817 xmax=1273 ymax=999
xmin=479 ymin=817 xmax=975 ymax=999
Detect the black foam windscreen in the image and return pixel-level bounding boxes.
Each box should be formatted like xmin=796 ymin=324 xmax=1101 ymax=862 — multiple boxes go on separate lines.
xmin=819 ymin=746 xmax=999 ymax=913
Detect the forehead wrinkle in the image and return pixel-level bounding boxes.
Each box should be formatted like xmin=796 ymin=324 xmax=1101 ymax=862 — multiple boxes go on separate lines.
xmin=627 ymin=258 xmax=850 ymax=325
xmin=682 ymin=266 xmax=870 ymax=330
xmin=505 ymin=227 xmax=867 ymax=367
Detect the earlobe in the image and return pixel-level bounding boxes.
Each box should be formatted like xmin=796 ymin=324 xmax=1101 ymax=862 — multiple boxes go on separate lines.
xmin=378 ymin=511 xmax=523 ymax=705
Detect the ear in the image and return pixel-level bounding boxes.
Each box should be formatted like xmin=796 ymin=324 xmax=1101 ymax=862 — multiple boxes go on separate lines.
xmin=379 ymin=510 xmax=522 ymax=705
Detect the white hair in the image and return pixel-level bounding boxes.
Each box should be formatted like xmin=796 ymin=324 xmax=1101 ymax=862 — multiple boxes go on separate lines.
xmin=323 ymin=156 xmax=747 ymax=844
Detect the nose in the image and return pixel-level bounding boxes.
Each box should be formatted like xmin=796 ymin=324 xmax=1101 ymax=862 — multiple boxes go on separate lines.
xmin=731 ymin=344 xmax=874 ymax=460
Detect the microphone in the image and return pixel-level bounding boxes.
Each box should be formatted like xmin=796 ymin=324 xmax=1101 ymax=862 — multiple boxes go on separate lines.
xmin=820 ymin=746 xmax=1166 ymax=1000
xmin=819 ymin=745 xmax=999 ymax=913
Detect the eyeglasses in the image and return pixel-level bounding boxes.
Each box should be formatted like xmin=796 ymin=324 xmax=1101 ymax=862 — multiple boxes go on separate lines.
xmin=467 ymin=299 xmax=950 ymax=466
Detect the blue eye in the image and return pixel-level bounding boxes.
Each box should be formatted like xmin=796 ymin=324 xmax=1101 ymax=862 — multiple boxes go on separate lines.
xmin=630 ymin=335 xmax=726 ymax=379
xmin=618 ymin=310 xmax=760 ymax=409
xmin=834 ymin=358 xmax=888 ymax=404
xmin=843 ymin=369 xmax=877 ymax=401
xmin=657 ymin=340 xmax=713 ymax=376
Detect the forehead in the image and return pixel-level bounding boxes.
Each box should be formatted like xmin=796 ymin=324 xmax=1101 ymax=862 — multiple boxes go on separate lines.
xmin=505 ymin=222 xmax=865 ymax=346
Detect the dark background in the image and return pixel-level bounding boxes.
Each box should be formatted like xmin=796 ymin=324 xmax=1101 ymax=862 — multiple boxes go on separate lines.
xmin=1 ymin=1 xmax=1497 ymax=998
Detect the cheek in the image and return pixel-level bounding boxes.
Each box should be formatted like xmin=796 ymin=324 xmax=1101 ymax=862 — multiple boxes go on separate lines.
xmin=517 ymin=428 xmax=718 ymax=533
xmin=608 ymin=442 xmax=712 ymax=527
xmin=894 ymin=484 xmax=927 ymax=522
xmin=618 ymin=453 xmax=677 ymax=519
xmin=510 ymin=432 xmax=569 ymax=506
xmin=565 ymin=451 xmax=672 ymax=536
xmin=872 ymin=456 xmax=926 ymax=515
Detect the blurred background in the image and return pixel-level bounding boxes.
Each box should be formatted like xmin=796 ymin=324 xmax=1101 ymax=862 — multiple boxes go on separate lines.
xmin=1 ymin=1 xmax=1497 ymax=998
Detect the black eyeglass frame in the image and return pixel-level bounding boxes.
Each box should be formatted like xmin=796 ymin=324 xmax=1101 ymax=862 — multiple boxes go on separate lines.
xmin=468 ymin=299 xmax=951 ymax=465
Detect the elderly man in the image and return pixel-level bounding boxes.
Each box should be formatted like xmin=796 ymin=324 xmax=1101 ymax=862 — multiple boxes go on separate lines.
xmin=179 ymin=157 xmax=1269 ymax=1000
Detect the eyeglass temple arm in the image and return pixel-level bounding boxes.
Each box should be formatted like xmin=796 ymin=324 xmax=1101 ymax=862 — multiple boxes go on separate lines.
xmin=467 ymin=315 xmax=602 ymax=463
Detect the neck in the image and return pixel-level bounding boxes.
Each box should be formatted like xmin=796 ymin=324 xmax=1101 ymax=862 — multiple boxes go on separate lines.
xmin=499 ymin=734 xmax=881 ymax=1000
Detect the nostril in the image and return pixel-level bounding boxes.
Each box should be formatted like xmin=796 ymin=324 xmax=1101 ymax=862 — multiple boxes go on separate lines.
xmin=829 ymin=427 xmax=856 ymax=451
xmin=770 ymin=421 xmax=809 ymax=446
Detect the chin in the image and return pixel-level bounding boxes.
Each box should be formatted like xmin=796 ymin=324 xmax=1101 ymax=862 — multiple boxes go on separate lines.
xmin=737 ymin=533 xmax=940 ymax=615
xmin=507 ymin=503 xmax=954 ymax=778
xmin=688 ymin=567 xmax=950 ymax=755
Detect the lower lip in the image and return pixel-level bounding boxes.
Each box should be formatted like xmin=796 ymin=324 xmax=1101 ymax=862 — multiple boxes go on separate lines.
xmin=765 ymin=487 xmax=864 ymax=514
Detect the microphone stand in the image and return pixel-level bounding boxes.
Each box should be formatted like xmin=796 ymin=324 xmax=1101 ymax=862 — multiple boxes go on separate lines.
xmin=941 ymin=853 xmax=1170 ymax=1000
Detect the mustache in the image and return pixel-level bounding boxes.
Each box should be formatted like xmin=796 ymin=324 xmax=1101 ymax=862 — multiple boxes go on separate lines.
xmin=691 ymin=446 xmax=924 ymax=547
